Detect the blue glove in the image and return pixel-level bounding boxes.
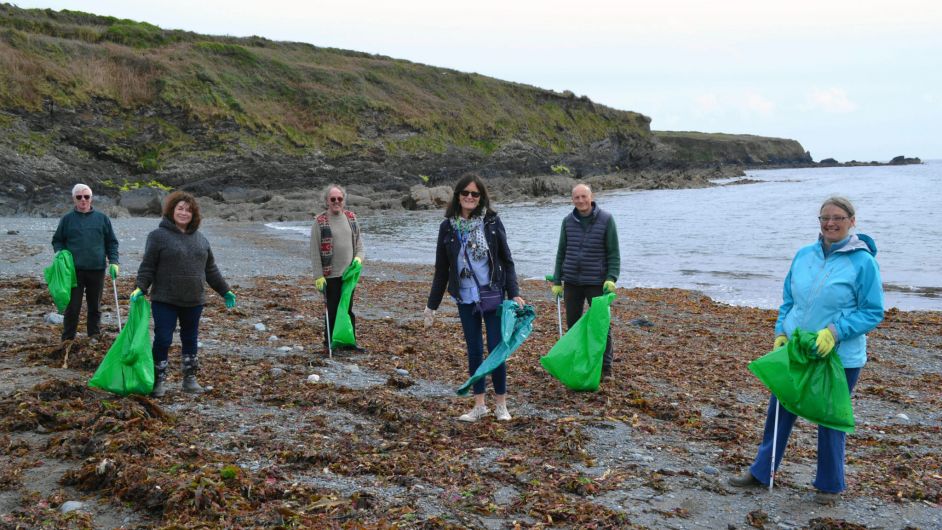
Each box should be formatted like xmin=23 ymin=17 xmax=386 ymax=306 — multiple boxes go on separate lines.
xmin=224 ymin=291 xmax=236 ymax=309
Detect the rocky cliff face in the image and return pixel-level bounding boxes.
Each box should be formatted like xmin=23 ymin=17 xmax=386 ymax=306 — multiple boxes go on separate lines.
xmin=0 ymin=101 xmax=666 ymax=216
xmin=0 ymin=101 xmax=817 ymax=218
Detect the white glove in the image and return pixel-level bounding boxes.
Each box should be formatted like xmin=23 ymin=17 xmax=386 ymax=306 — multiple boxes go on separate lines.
xmin=424 ymin=307 xmax=435 ymax=328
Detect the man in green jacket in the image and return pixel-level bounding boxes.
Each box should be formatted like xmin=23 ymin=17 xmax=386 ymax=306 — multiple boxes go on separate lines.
xmin=52 ymin=184 xmax=120 ymax=344
xmin=551 ymin=183 xmax=621 ymax=379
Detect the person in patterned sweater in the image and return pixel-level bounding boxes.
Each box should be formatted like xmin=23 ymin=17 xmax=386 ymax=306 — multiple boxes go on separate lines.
xmin=310 ymin=183 xmax=365 ymax=351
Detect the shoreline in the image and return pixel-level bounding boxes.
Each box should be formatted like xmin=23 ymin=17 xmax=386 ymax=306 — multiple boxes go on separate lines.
xmin=3 ymin=214 xmax=940 ymax=314
xmin=3 ymin=166 xmax=744 ymax=221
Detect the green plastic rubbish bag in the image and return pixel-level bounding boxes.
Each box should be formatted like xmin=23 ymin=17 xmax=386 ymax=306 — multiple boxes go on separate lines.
xmin=748 ymin=328 xmax=855 ymax=433
xmin=457 ymin=301 xmax=536 ymax=395
xmin=88 ymin=296 xmax=154 ymax=396
xmin=540 ymin=292 xmax=616 ymax=392
xmin=44 ymin=250 xmax=77 ymax=313
xmin=331 ymin=259 xmax=362 ymax=349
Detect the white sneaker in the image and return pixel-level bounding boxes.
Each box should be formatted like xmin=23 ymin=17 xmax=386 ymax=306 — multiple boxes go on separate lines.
xmin=494 ymin=403 xmax=512 ymax=421
xmin=458 ymin=405 xmax=489 ymax=422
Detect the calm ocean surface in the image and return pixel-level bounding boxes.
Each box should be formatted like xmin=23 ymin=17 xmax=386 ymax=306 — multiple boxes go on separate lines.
xmin=270 ymin=161 xmax=942 ymax=311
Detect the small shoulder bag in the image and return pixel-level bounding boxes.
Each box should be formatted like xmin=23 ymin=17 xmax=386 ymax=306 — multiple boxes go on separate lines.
xmin=463 ymin=245 xmax=503 ymax=314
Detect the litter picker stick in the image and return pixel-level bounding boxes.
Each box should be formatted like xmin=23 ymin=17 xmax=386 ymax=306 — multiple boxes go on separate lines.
xmin=556 ymin=295 xmax=563 ymax=338
xmin=544 ymin=274 xmax=563 ymax=338
xmin=111 ymin=276 xmax=122 ymax=333
xmin=325 ymin=305 xmax=332 ymax=359
xmin=770 ymin=398 xmax=779 ymax=491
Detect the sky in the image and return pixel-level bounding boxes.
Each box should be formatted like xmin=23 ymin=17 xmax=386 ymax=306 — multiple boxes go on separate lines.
xmin=14 ymin=0 xmax=942 ymax=161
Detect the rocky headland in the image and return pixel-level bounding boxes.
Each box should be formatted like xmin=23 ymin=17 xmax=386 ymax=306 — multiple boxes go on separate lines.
xmin=0 ymin=4 xmax=827 ymax=221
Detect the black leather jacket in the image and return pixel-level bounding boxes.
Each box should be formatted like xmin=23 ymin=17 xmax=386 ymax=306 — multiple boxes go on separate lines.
xmin=426 ymin=212 xmax=520 ymax=310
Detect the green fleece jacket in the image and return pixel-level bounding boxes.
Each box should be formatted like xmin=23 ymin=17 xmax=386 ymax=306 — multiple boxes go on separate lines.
xmin=51 ymin=208 xmax=119 ymax=271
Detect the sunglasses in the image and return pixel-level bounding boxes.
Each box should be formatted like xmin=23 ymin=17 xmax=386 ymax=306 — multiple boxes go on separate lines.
xmin=328 ymin=197 xmax=344 ymax=203
xmin=74 ymin=195 xmax=91 ymax=200
xmin=459 ymin=190 xmax=481 ymax=198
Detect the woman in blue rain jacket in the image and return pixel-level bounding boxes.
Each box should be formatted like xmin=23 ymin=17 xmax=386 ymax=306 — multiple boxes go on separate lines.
xmin=730 ymin=196 xmax=884 ymax=505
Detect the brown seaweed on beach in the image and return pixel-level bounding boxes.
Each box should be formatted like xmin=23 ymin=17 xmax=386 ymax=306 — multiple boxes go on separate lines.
xmin=0 ymin=271 xmax=939 ymax=528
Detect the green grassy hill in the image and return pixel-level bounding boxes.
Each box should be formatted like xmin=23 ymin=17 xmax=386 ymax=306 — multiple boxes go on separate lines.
xmin=0 ymin=4 xmax=811 ymax=213
xmin=0 ymin=5 xmax=651 ymax=165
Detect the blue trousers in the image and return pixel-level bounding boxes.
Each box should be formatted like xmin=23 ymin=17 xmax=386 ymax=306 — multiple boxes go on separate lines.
xmin=749 ymin=367 xmax=862 ymax=493
xmin=151 ymin=301 xmax=203 ymax=379
xmin=457 ymin=303 xmax=506 ymax=396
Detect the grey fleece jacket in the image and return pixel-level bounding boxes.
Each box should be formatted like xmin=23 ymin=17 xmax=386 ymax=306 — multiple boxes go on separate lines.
xmin=135 ymin=217 xmax=230 ymax=307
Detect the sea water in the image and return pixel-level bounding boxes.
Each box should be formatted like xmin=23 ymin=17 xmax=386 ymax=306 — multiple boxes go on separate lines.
xmin=269 ymin=160 xmax=942 ymax=311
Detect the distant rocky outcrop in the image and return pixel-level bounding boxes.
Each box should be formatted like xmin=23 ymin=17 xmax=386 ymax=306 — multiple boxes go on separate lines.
xmin=889 ymin=155 xmax=922 ymax=165
xmin=817 ymin=155 xmax=922 ymax=167
xmin=653 ymin=132 xmax=813 ymax=167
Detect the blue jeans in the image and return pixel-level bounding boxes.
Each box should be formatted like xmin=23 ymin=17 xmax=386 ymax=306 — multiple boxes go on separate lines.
xmin=151 ymin=301 xmax=203 ymax=379
xmin=749 ymin=367 xmax=862 ymax=493
xmin=457 ymin=303 xmax=506 ymax=396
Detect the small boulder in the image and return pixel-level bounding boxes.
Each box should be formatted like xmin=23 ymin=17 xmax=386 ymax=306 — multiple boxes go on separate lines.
xmin=60 ymin=501 xmax=86 ymax=513
xmin=119 ymin=188 xmax=166 ymax=216
xmin=403 ymin=185 xmax=452 ymax=210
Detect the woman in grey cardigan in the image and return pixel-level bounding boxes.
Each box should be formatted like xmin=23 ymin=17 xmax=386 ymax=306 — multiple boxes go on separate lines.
xmin=131 ymin=191 xmax=236 ymax=397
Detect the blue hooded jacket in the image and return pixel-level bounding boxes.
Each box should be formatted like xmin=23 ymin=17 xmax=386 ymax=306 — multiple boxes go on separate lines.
xmin=775 ymin=233 xmax=884 ymax=368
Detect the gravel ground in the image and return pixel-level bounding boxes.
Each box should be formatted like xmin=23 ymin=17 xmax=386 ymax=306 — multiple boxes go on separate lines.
xmin=0 ymin=216 xmax=939 ymax=529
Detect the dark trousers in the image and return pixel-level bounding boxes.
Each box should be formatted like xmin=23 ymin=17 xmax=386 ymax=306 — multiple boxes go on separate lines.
xmin=563 ymin=283 xmax=614 ymax=369
xmin=62 ymin=269 xmax=105 ymax=340
xmin=324 ymin=276 xmax=356 ymax=347
xmin=151 ymin=301 xmax=203 ymax=380
xmin=749 ymin=367 xmax=862 ymax=493
xmin=457 ymin=303 xmax=506 ymax=395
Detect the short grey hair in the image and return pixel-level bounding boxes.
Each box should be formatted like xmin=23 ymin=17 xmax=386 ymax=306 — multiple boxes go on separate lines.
xmin=71 ymin=183 xmax=92 ymax=197
xmin=321 ymin=183 xmax=346 ymax=208
xmin=572 ymin=182 xmax=592 ymax=194
xmin=820 ymin=196 xmax=855 ymax=218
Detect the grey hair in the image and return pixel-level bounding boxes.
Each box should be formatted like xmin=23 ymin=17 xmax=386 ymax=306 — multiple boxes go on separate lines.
xmin=71 ymin=183 xmax=92 ymax=197
xmin=820 ymin=196 xmax=855 ymax=218
xmin=321 ymin=183 xmax=346 ymax=208
xmin=572 ymin=182 xmax=592 ymax=194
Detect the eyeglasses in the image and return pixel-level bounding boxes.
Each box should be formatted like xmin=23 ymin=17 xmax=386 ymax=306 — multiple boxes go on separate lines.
xmin=74 ymin=195 xmax=91 ymax=200
xmin=818 ymin=216 xmax=849 ymax=223
xmin=328 ymin=197 xmax=344 ymax=203
xmin=459 ymin=190 xmax=481 ymax=198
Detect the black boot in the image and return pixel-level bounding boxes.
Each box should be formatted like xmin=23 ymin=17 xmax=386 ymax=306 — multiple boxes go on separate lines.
xmin=152 ymin=360 xmax=168 ymax=398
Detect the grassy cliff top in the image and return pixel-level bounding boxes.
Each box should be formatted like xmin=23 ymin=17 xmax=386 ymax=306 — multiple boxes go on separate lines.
xmin=0 ymin=4 xmax=651 ymax=156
